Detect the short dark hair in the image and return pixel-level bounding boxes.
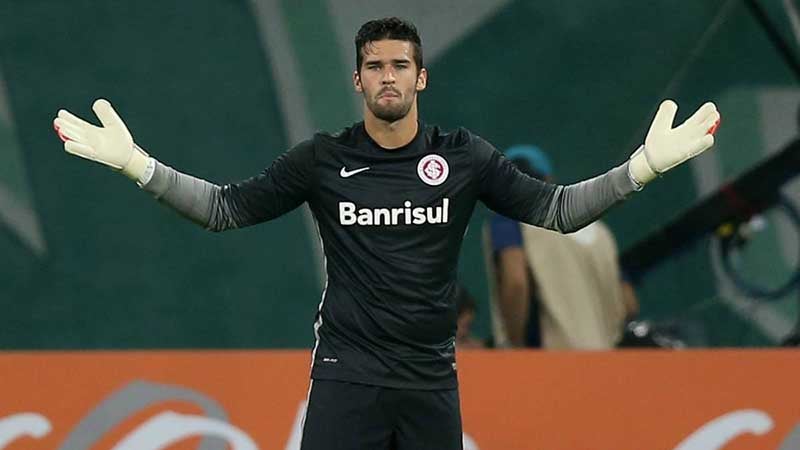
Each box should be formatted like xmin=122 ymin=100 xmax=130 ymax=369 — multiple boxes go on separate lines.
xmin=355 ymin=17 xmax=423 ymax=73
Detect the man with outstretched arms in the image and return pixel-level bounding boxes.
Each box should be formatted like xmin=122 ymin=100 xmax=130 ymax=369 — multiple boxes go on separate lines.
xmin=54 ymin=17 xmax=720 ymax=450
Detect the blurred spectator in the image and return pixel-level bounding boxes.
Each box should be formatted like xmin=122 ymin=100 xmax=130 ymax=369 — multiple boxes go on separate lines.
xmin=455 ymin=284 xmax=485 ymax=349
xmin=483 ymin=145 xmax=638 ymax=349
xmin=782 ymin=330 xmax=800 ymax=346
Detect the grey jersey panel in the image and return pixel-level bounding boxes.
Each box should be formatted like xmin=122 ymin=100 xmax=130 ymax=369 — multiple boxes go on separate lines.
xmin=541 ymin=162 xmax=638 ymax=233
xmin=142 ymin=161 xmax=235 ymax=231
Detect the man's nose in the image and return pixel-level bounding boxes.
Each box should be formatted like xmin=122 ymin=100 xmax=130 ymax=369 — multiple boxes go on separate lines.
xmin=381 ymin=68 xmax=396 ymax=84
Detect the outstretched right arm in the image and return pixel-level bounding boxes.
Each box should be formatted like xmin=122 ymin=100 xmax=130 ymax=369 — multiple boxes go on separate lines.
xmin=54 ymin=99 xmax=314 ymax=231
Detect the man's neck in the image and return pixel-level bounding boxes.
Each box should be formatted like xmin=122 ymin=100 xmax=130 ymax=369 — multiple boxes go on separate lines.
xmin=363 ymin=104 xmax=419 ymax=150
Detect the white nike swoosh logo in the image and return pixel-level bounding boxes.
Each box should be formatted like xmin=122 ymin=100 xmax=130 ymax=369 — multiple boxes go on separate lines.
xmin=340 ymin=166 xmax=371 ymax=178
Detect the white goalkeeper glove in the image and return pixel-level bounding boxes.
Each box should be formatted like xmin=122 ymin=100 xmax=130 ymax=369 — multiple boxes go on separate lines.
xmin=629 ymin=100 xmax=721 ymax=185
xmin=53 ymin=99 xmax=151 ymax=182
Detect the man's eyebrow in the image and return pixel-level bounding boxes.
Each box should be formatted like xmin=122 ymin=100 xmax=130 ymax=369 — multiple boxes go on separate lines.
xmin=364 ymin=58 xmax=412 ymax=65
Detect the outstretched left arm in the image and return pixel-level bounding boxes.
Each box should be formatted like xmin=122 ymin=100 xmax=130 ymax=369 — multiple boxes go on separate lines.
xmin=475 ymin=100 xmax=720 ymax=233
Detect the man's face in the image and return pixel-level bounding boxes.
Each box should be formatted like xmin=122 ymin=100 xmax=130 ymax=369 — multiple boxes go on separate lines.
xmin=354 ymin=39 xmax=427 ymax=122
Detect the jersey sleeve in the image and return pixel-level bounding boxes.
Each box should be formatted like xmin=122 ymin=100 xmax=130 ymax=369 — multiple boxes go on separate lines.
xmin=472 ymin=136 xmax=639 ymax=233
xmin=142 ymin=139 xmax=315 ymax=231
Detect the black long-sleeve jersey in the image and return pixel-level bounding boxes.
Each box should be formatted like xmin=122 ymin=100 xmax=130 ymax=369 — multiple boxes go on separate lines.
xmin=143 ymin=121 xmax=638 ymax=389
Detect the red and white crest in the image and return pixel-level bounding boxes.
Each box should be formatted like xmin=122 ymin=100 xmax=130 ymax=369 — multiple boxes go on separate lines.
xmin=417 ymin=154 xmax=449 ymax=186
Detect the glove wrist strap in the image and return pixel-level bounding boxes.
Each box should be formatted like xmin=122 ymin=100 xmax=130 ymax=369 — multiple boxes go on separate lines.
xmin=121 ymin=144 xmax=150 ymax=181
xmin=629 ymin=145 xmax=657 ymax=185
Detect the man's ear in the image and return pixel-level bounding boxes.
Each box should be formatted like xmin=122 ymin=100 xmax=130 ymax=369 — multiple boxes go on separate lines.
xmin=353 ymin=70 xmax=363 ymax=93
xmin=416 ymin=68 xmax=428 ymax=92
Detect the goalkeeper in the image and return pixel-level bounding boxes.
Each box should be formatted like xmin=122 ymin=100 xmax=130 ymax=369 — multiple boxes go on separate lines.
xmin=53 ymin=17 xmax=720 ymax=450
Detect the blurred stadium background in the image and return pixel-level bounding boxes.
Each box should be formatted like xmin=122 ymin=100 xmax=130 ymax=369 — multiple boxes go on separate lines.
xmin=1 ymin=0 xmax=799 ymax=350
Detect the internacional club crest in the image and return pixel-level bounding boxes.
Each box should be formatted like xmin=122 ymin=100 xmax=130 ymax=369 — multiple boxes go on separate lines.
xmin=417 ymin=154 xmax=449 ymax=186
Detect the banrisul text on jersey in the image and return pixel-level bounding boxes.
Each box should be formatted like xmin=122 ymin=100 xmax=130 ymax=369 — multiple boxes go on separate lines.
xmin=339 ymin=199 xmax=450 ymax=226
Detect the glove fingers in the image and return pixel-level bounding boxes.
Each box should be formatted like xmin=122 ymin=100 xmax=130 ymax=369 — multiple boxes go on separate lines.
xmin=53 ymin=120 xmax=69 ymax=142
xmin=683 ymin=112 xmax=720 ymax=137
xmin=57 ymin=109 xmax=95 ymax=130
xmin=703 ymin=113 xmax=721 ymax=135
xmin=53 ymin=118 xmax=86 ymax=140
xmin=685 ymin=102 xmax=718 ymax=127
xmin=675 ymin=109 xmax=720 ymax=140
xmin=54 ymin=121 xmax=85 ymax=142
xmin=648 ymin=100 xmax=678 ymax=135
xmin=92 ymin=98 xmax=125 ymax=129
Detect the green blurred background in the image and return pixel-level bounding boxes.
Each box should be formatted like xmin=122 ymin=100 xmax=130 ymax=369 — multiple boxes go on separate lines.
xmin=1 ymin=0 xmax=798 ymax=349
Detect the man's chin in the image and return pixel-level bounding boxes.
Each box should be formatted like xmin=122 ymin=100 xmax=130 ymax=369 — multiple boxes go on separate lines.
xmin=370 ymin=105 xmax=411 ymax=123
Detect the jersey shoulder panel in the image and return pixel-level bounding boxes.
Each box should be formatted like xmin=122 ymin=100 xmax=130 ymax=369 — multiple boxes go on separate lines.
xmin=288 ymin=138 xmax=316 ymax=160
xmin=313 ymin=122 xmax=362 ymax=149
xmin=425 ymin=125 xmax=473 ymax=151
xmin=275 ymin=138 xmax=317 ymax=184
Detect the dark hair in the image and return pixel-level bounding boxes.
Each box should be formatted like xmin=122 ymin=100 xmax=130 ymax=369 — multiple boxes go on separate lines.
xmin=355 ymin=17 xmax=423 ymax=73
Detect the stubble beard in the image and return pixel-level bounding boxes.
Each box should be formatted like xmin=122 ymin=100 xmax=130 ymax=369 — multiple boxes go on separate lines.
xmin=365 ymin=91 xmax=414 ymax=123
